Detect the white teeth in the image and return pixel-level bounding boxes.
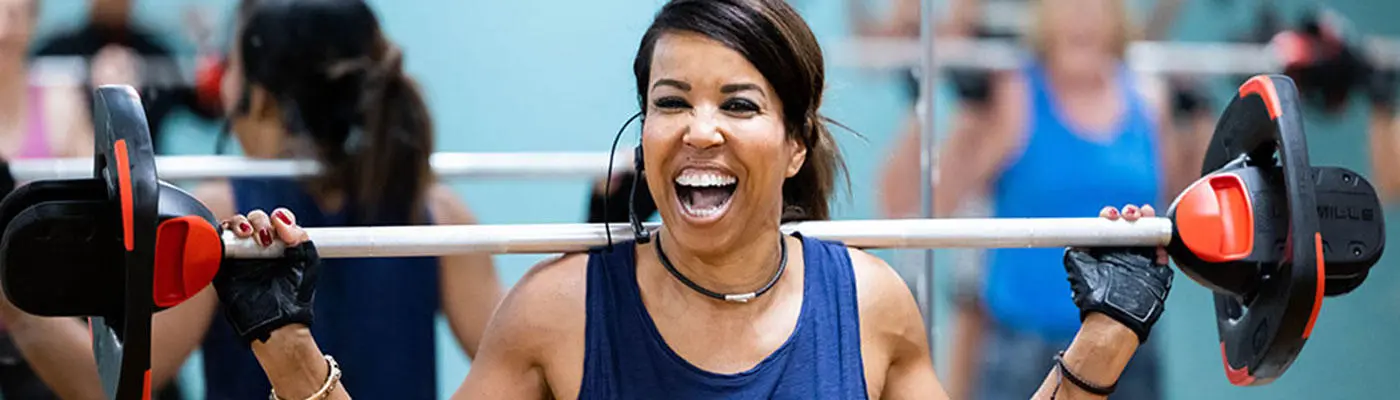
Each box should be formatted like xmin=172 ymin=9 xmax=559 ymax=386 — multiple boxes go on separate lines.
xmin=682 ymin=202 xmax=724 ymax=217
xmin=674 ymin=170 xmax=737 ymax=187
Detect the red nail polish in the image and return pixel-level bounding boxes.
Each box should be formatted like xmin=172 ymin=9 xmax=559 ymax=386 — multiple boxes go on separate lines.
xmin=258 ymin=229 xmax=272 ymax=246
xmin=275 ymin=211 xmax=292 ymax=225
xmin=240 ymin=222 xmax=252 ymax=233
xmin=1107 ymin=209 xmax=1119 ymax=217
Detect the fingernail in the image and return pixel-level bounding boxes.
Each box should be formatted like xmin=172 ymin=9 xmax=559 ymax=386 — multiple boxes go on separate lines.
xmin=1107 ymin=209 xmax=1119 ymax=218
xmin=258 ymin=229 xmax=272 ymax=246
xmin=239 ymin=222 xmax=251 ymax=233
xmin=274 ymin=211 xmax=292 ymax=225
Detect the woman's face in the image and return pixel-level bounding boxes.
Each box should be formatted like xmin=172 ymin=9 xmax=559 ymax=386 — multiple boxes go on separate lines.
xmin=1042 ymin=0 xmax=1119 ymax=74
xmin=221 ymin=42 xmax=285 ymax=158
xmin=0 ymin=0 xmax=35 ymax=55
xmin=642 ymin=31 xmax=807 ymax=254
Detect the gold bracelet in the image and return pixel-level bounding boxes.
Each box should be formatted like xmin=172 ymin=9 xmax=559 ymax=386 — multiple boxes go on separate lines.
xmin=270 ymin=355 xmax=342 ymax=400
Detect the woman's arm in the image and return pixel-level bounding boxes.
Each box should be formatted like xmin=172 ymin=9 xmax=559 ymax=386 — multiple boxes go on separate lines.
xmin=848 ymin=249 xmax=947 ymax=399
xmin=878 ymin=74 xmax=1023 ymax=218
xmin=429 ymin=184 xmax=504 ymax=358
xmin=946 ymin=301 xmax=986 ymax=399
xmin=1030 ymin=314 xmax=1140 ymax=399
xmin=0 ymin=307 xmax=105 ymax=400
xmin=453 ymin=254 xmax=588 ymax=399
xmin=250 ymin=326 xmax=349 ymax=399
xmin=1142 ymin=75 xmax=1209 ymax=199
xmin=1368 ymin=107 xmax=1400 ymax=202
xmin=933 ymin=74 xmax=1025 ymax=217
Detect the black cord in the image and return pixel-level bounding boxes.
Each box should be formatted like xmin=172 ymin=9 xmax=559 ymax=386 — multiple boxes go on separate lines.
xmin=1053 ymin=351 xmax=1117 ymax=396
xmin=654 ymin=231 xmax=788 ymax=303
xmin=602 ymin=112 xmax=643 ymax=250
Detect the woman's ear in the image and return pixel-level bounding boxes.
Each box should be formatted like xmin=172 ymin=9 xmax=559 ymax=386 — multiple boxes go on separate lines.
xmin=785 ymin=135 xmax=808 ymax=178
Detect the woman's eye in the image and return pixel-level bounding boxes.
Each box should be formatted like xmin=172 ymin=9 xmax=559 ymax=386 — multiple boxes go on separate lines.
xmin=722 ymin=98 xmax=760 ymax=113
xmin=653 ymin=97 xmax=689 ymax=110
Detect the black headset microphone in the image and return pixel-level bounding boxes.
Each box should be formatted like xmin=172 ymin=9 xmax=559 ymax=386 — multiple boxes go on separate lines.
xmin=603 ymin=112 xmax=649 ymax=250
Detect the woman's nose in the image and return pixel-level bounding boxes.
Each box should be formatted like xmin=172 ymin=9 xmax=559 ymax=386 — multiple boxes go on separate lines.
xmin=683 ymin=111 xmax=725 ymax=149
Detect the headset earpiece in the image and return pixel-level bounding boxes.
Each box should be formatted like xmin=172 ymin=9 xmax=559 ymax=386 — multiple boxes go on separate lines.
xmin=629 ymin=144 xmax=651 ymax=244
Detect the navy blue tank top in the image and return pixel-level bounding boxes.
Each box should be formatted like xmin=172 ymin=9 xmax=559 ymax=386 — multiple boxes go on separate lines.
xmin=579 ymin=233 xmax=868 ymax=399
xmin=201 ymin=178 xmax=441 ymax=400
xmin=984 ymin=61 xmax=1161 ymax=340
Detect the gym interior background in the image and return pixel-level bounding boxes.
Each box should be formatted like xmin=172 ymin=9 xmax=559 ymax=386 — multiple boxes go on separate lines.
xmin=27 ymin=0 xmax=1400 ymax=398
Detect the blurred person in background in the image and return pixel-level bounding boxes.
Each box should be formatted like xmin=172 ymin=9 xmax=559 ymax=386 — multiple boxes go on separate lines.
xmin=1 ymin=0 xmax=126 ymax=398
xmin=31 ymin=0 xmax=222 ymax=154
xmin=879 ymin=0 xmax=1208 ymax=399
xmin=0 ymin=0 xmax=506 ymax=399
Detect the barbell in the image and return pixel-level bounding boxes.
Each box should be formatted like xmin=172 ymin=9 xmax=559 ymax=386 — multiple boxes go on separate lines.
xmin=9 ymin=152 xmax=631 ymax=181
xmin=0 ymin=75 xmax=1386 ymax=399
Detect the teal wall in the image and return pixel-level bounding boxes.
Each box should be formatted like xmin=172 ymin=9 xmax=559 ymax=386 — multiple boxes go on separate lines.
xmin=30 ymin=0 xmax=1400 ymax=398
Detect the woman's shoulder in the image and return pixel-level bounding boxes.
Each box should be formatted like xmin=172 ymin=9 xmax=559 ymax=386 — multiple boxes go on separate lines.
xmin=843 ymin=248 xmax=916 ymax=313
xmin=427 ymin=182 xmax=478 ymax=225
xmin=487 ymin=252 xmax=591 ymax=348
xmin=844 ymin=247 xmax=926 ymax=351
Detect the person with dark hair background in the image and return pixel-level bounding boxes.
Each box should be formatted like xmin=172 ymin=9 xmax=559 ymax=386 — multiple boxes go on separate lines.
xmin=217 ymin=1 xmax=1175 ymax=399
xmin=0 ymin=1 xmax=505 ymax=399
xmin=1 ymin=0 xmax=176 ymax=398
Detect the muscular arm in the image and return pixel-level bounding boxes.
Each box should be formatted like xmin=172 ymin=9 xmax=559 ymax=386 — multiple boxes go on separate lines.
xmin=430 ymin=184 xmax=504 ymax=358
xmin=453 ymin=254 xmax=588 ymax=399
xmin=849 ymin=249 xmax=947 ymax=399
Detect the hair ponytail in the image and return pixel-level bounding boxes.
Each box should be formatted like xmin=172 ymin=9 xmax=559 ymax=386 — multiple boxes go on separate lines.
xmin=780 ymin=112 xmax=847 ymax=222
xmin=311 ymin=38 xmax=433 ymax=224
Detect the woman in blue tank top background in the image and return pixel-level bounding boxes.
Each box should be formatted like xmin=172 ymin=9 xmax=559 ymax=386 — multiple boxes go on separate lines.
xmin=214 ymin=0 xmax=1178 ymax=398
xmin=883 ymin=0 xmax=1210 ymax=399
xmin=0 ymin=1 xmax=505 ymax=398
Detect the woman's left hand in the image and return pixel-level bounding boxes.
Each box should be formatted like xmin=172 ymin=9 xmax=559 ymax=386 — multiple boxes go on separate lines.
xmin=213 ymin=208 xmax=320 ymax=344
xmin=1062 ymin=204 xmax=1175 ymax=344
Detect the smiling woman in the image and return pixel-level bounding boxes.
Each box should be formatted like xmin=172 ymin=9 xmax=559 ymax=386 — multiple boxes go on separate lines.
xmin=209 ymin=1 xmax=1179 ymax=399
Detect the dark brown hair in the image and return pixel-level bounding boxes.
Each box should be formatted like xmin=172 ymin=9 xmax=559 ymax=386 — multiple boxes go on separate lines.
xmin=633 ymin=0 xmax=847 ymax=222
xmin=237 ymin=0 xmax=433 ymax=224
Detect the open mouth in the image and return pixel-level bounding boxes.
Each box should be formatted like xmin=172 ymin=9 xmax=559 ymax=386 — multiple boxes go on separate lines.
xmin=674 ymin=168 xmax=738 ymax=219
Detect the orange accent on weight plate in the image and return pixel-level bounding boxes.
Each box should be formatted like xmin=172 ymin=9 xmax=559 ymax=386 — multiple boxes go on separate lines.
xmin=1238 ymin=76 xmax=1282 ymax=120
xmin=116 ymin=140 xmax=134 ymax=251
xmin=1175 ymin=174 xmax=1255 ymax=263
xmin=1222 ymin=343 xmax=1256 ymax=386
xmin=1304 ymin=233 xmax=1326 ymax=338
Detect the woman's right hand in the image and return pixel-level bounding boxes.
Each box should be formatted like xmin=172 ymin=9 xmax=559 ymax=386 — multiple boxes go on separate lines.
xmin=214 ymin=208 xmax=321 ymax=344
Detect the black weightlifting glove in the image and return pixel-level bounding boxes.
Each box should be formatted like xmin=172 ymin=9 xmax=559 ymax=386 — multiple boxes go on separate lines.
xmin=213 ymin=242 xmax=321 ymax=344
xmin=1063 ymin=246 xmax=1173 ymax=343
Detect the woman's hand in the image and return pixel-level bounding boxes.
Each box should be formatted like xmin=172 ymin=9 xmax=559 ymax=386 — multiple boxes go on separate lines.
xmin=1062 ymin=204 xmax=1174 ymax=344
xmin=214 ymin=208 xmax=320 ymax=343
